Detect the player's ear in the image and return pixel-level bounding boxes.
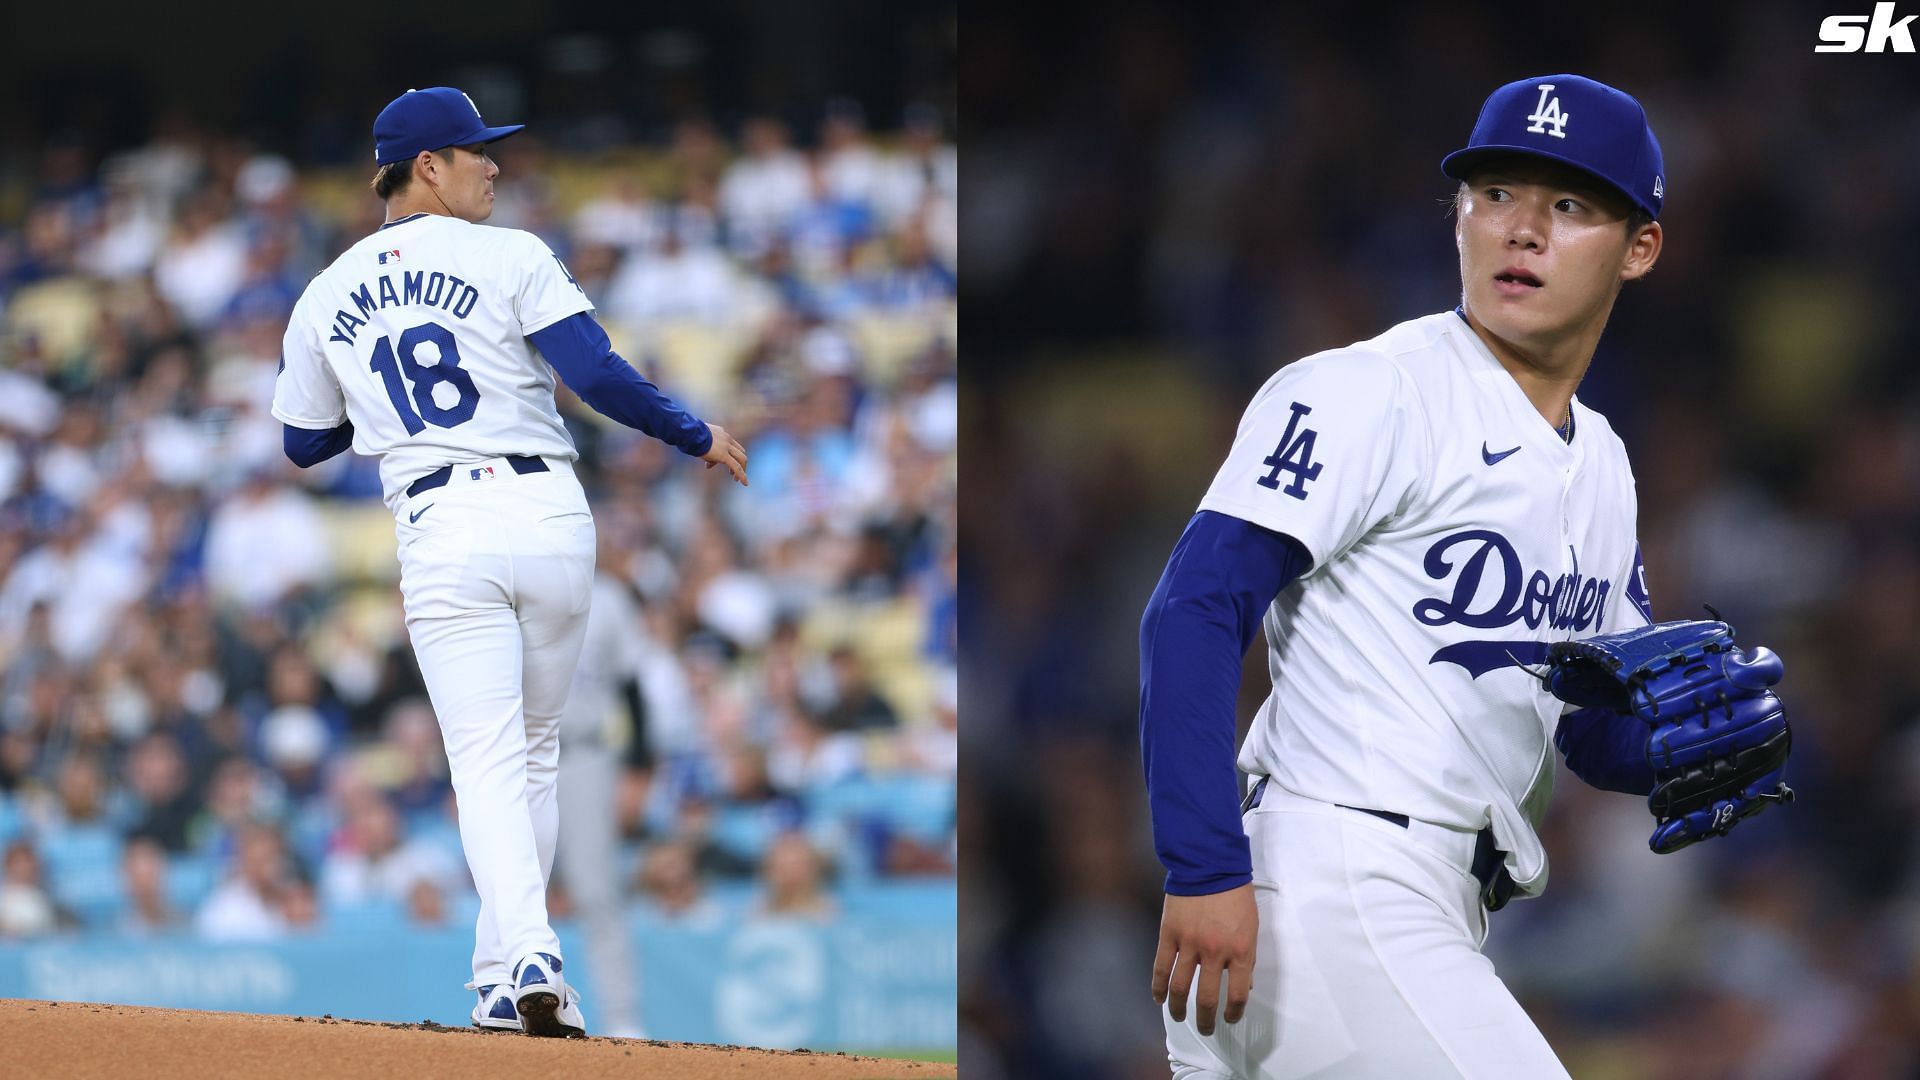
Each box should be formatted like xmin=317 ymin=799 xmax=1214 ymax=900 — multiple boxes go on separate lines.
xmin=415 ymin=149 xmax=440 ymax=187
xmin=1620 ymin=220 xmax=1662 ymax=282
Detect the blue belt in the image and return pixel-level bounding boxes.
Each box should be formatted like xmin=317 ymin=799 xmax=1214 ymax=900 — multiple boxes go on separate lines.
xmin=1241 ymin=776 xmax=1517 ymax=911
xmin=406 ymin=455 xmax=548 ymax=498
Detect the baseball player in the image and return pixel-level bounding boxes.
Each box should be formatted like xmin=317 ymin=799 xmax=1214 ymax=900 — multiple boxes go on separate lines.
xmin=552 ymin=527 xmax=653 ymax=1039
xmin=1139 ymin=76 xmax=1792 ymax=1077
xmin=272 ymin=87 xmax=749 ymax=1037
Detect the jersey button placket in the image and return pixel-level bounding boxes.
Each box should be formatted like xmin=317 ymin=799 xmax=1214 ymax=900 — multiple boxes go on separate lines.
xmin=1557 ymin=469 xmax=1574 ymax=633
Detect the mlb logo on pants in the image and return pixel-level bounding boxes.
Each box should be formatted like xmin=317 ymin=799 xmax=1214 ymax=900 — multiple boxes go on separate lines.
xmin=470 ymin=466 xmax=496 ymax=481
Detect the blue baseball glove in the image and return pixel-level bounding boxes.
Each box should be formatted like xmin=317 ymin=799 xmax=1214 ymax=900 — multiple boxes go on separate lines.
xmin=1545 ymin=619 xmax=1792 ymax=854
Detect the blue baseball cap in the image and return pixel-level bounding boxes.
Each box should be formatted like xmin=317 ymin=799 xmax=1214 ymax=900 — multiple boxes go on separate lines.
xmin=1441 ymin=75 xmax=1664 ymax=219
xmin=374 ymin=87 xmax=525 ymax=166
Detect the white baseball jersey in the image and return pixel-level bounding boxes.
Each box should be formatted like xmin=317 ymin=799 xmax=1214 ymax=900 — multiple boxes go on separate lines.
xmin=1198 ymin=311 xmax=1653 ymax=896
xmin=271 ymin=212 xmax=593 ymax=513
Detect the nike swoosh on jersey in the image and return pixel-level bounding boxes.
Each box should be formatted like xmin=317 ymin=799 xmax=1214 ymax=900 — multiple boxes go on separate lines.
xmin=1481 ymin=442 xmax=1521 ymax=466
xmin=409 ymin=503 xmax=435 ymax=523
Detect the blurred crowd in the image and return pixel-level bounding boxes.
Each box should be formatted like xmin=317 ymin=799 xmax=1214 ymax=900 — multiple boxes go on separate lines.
xmin=963 ymin=4 xmax=1920 ymax=1079
xmin=0 ymin=95 xmax=957 ymax=975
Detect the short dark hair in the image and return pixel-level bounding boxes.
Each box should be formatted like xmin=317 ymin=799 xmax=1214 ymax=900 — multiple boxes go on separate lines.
xmin=370 ymin=149 xmax=449 ymax=200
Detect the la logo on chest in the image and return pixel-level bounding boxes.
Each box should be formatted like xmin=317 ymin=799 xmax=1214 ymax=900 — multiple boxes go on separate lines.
xmin=1525 ymin=84 xmax=1571 ymax=139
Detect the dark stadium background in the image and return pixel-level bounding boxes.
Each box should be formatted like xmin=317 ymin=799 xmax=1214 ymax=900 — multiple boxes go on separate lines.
xmin=960 ymin=2 xmax=1920 ymax=1076
xmin=0 ymin=0 xmax=957 ymax=1054
xmin=3 ymin=1 xmax=952 ymax=156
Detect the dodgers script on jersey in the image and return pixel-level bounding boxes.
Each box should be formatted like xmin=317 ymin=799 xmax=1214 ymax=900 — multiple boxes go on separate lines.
xmin=272 ymin=214 xmax=592 ymax=513
xmin=1198 ymin=311 xmax=1654 ymax=895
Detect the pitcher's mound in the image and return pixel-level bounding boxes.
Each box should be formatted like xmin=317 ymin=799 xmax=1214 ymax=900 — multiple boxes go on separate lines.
xmin=0 ymin=999 xmax=955 ymax=1079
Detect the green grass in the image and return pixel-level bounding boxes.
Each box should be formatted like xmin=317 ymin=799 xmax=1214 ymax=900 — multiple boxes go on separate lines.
xmin=857 ymin=1048 xmax=957 ymax=1063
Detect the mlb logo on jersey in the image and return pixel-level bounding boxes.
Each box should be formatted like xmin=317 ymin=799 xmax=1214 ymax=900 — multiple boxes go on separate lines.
xmin=379 ymin=249 xmax=402 ymax=264
xmin=470 ymin=465 xmax=496 ymax=481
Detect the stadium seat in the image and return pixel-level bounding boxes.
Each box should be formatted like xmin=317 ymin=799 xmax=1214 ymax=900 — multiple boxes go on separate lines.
xmin=835 ymin=880 xmax=957 ymax=920
xmin=328 ymin=896 xmax=408 ymax=933
xmin=704 ymin=879 xmax=758 ymax=916
xmin=805 ymin=775 xmax=954 ymax=843
xmin=710 ymin=804 xmax=782 ymax=863
xmin=165 ymin=853 xmax=220 ymax=912
xmin=41 ymin=825 xmax=127 ymax=924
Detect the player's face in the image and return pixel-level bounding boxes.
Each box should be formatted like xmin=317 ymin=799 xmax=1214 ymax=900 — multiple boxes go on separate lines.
xmin=1454 ymin=158 xmax=1660 ymax=354
xmin=434 ymin=144 xmax=499 ymax=222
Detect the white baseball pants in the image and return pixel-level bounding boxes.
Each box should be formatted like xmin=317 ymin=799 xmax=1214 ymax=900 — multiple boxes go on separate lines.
xmin=1165 ymin=786 xmax=1570 ymax=1079
xmin=395 ymin=458 xmax=596 ymax=988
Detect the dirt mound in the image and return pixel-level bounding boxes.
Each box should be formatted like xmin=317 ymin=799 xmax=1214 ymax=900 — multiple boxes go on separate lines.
xmin=0 ymin=999 xmax=956 ymax=1079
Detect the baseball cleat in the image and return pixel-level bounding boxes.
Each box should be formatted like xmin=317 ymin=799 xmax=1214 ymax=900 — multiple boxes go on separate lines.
xmin=546 ymin=984 xmax=587 ymax=1036
xmin=512 ymin=952 xmax=586 ymax=1037
xmin=470 ymin=982 xmax=521 ymax=1032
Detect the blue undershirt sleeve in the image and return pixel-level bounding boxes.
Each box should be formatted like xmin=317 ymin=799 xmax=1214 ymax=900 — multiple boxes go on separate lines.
xmin=1140 ymin=509 xmax=1312 ymax=896
xmin=282 ymin=420 xmax=355 ymax=468
xmin=527 ymin=312 xmax=713 ymax=457
xmin=1554 ymin=706 xmax=1657 ymax=795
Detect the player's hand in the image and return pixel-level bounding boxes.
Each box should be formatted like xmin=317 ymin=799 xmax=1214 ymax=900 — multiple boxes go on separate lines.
xmin=700 ymin=423 xmax=749 ymax=486
xmin=1152 ymin=883 xmax=1257 ymax=1037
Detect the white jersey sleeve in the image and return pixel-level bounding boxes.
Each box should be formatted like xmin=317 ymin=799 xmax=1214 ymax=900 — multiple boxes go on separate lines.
xmin=1594 ymin=440 xmax=1652 ymax=634
xmin=271 ymin=294 xmax=348 ymax=428
xmin=513 ymin=231 xmax=594 ymax=335
xmin=1198 ymin=349 xmax=1430 ymax=570
xmin=1605 ymin=540 xmax=1655 ymax=631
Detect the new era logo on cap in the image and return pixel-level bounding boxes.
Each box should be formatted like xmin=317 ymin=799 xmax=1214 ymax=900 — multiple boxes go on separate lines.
xmin=1441 ymin=74 xmax=1666 ymax=220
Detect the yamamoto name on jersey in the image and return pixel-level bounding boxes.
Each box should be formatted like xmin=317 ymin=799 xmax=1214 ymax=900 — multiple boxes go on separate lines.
xmin=325 ymin=269 xmax=484 ymax=344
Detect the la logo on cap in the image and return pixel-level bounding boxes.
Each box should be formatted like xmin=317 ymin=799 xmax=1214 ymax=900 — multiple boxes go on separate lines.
xmin=1525 ymin=84 xmax=1571 ymax=139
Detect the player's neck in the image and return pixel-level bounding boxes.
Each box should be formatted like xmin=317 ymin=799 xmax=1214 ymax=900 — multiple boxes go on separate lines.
xmin=1461 ymin=307 xmax=1598 ymax=430
xmin=384 ymin=186 xmax=464 ymax=224
xmin=383 ymin=196 xmax=446 ymax=224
